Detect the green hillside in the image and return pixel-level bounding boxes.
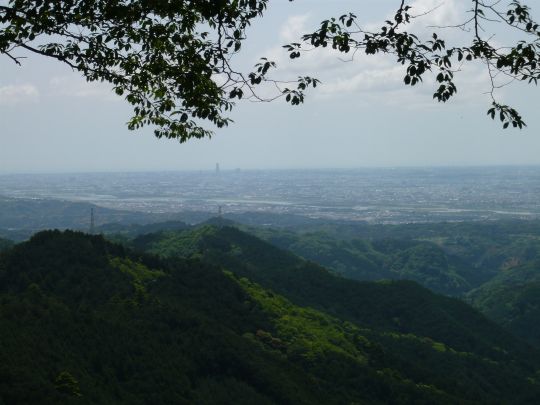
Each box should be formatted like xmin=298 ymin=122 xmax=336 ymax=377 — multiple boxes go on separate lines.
xmin=133 ymin=226 xmax=539 ymax=366
xmin=242 ymin=221 xmax=540 ymax=346
xmin=248 ymin=220 xmax=540 ymax=296
xmin=467 ymin=261 xmax=540 ymax=347
xmin=0 ymin=231 xmax=321 ymax=404
xmin=251 ymin=228 xmax=470 ymax=295
xmin=2 ymin=230 xmax=540 ymax=403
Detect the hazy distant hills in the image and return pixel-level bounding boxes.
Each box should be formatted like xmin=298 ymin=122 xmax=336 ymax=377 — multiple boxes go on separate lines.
xmin=0 ymin=196 xmax=323 ymax=241
xmin=0 ymin=197 xmax=158 ymax=237
xmin=0 ymin=197 xmax=212 ymax=241
xmin=2 ymin=230 xmax=540 ymax=403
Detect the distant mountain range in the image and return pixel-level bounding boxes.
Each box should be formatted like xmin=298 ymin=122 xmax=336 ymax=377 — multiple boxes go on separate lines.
xmin=0 ymin=196 xmax=323 ymax=241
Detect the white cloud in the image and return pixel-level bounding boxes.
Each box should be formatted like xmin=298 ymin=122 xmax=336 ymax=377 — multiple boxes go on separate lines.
xmin=259 ymin=4 xmax=492 ymax=110
xmin=408 ymin=0 xmax=465 ymax=28
xmin=279 ymin=14 xmax=311 ymax=43
xmin=319 ymin=62 xmax=405 ymax=96
xmin=363 ymin=0 xmax=466 ymax=33
xmin=0 ymin=84 xmax=39 ymax=105
xmin=49 ymin=75 xmax=117 ymax=101
xmin=262 ymin=14 xmax=359 ymax=78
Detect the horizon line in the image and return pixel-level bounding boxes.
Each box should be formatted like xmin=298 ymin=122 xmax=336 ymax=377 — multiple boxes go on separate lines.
xmin=2 ymin=163 xmax=540 ymax=176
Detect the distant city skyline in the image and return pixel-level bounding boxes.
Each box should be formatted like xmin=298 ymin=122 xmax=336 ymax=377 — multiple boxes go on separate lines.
xmin=1 ymin=167 xmax=540 ymax=224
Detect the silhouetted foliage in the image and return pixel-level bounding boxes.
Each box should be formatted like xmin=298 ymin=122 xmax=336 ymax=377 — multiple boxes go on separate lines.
xmin=2 ymin=1 xmax=539 ymax=139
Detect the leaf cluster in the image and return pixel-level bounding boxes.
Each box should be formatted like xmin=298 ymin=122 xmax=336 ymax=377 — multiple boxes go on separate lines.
xmin=283 ymin=1 xmax=540 ymax=129
xmin=0 ymin=0 xmax=319 ymax=141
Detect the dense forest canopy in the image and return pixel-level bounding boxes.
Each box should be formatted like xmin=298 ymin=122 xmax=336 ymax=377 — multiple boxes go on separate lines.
xmin=1 ymin=1 xmax=539 ymax=140
xmin=1 ymin=229 xmax=540 ymax=403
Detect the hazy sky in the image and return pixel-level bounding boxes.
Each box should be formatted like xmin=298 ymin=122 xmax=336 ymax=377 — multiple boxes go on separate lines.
xmin=1 ymin=0 xmax=540 ymax=173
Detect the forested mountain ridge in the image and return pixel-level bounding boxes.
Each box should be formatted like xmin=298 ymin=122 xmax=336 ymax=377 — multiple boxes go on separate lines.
xmin=467 ymin=260 xmax=540 ymax=347
xmin=132 ymin=225 xmax=539 ymax=364
xmin=248 ymin=220 xmax=540 ymax=296
xmin=0 ymin=231 xmax=351 ymax=404
xmin=242 ymin=221 xmax=540 ymax=346
xmin=2 ymin=230 xmax=540 ymax=403
xmin=251 ymin=230 xmax=469 ymax=295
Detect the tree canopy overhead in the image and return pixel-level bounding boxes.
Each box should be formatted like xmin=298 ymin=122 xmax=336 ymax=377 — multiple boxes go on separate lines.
xmin=0 ymin=0 xmax=289 ymax=140
xmin=1 ymin=1 xmax=539 ymax=140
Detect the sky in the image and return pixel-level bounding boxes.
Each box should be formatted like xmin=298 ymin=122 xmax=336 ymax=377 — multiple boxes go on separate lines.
xmin=1 ymin=0 xmax=540 ymax=173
